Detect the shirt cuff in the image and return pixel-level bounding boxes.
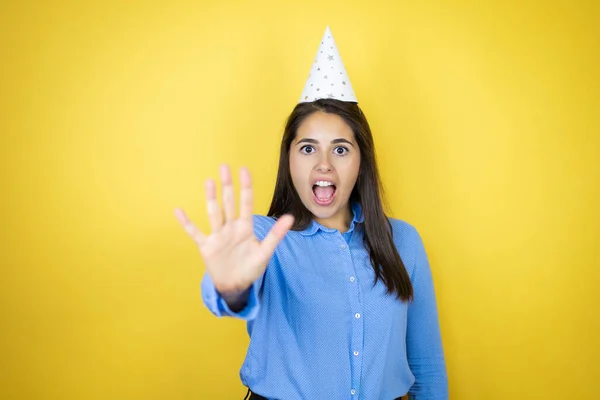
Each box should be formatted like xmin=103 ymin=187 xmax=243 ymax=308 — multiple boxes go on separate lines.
xmin=201 ymin=274 xmax=261 ymax=320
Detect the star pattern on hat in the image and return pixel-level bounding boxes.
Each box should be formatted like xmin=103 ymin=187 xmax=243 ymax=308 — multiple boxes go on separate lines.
xmin=299 ymin=26 xmax=357 ymax=104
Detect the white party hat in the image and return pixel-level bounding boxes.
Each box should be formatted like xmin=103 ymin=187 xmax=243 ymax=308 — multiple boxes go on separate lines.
xmin=299 ymin=26 xmax=357 ymax=104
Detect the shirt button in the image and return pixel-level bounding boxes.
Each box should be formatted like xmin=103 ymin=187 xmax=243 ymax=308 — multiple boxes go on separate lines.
xmin=349 ymin=276 xmax=355 ymax=282
xmin=355 ymin=313 xmax=361 ymax=319
xmin=351 ymin=389 xmax=356 ymax=395
xmin=353 ymin=350 xmax=359 ymax=356
xmin=340 ymin=244 xmax=347 ymax=250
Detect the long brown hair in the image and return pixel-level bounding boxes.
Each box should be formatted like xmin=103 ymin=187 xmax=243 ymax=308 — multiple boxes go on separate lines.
xmin=267 ymin=99 xmax=413 ymax=301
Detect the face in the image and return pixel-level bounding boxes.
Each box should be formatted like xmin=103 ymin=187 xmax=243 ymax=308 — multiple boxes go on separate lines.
xmin=289 ymin=111 xmax=361 ymax=231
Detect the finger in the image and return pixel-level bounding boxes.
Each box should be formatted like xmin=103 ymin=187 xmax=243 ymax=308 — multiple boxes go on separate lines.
xmin=239 ymin=167 xmax=253 ymax=221
xmin=220 ymin=164 xmax=235 ymax=223
xmin=205 ymin=179 xmax=223 ymax=231
xmin=174 ymin=208 xmax=207 ymax=245
xmin=259 ymin=214 xmax=294 ymax=259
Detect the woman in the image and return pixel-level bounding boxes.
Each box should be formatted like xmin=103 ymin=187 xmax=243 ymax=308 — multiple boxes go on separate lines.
xmin=175 ymin=27 xmax=447 ymax=400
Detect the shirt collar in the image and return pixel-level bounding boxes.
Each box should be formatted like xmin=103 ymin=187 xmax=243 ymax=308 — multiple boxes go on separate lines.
xmin=299 ymin=201 xmax=365 ymax=236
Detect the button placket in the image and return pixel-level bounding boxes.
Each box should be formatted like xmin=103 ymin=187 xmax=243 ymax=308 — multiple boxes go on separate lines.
xmin=342 ymin=231 xmax=363 ymax=399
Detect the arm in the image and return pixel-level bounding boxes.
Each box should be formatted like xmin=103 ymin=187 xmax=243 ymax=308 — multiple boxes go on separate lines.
xmin=175 ymin=166 xmax=292 ymax=323
xmin=406 ymin=227 xmax=448 ymax=400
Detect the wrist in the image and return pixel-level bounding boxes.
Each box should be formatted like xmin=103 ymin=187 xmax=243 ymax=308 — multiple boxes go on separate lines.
xmin=219 ymin=287 xmax=251 ymax=313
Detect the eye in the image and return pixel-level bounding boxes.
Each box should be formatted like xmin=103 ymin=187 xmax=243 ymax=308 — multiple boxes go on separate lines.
xmin=300 ymin=145 xmax=315 ymax=154
xmin=334 ymin=146 xmax=349 ymax=155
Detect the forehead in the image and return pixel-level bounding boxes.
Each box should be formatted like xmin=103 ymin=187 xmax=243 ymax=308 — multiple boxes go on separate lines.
xmin=296 ymin=111 xmax=355 ymax=142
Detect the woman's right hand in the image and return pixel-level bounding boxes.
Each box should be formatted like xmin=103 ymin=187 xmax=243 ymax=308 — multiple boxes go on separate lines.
xmin=174 ymin=165 xmax=294 ymax=299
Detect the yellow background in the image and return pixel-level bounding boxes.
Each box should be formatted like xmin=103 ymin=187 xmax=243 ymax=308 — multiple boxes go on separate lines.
xmin=1 ymin=0 xmax=598 ymax=399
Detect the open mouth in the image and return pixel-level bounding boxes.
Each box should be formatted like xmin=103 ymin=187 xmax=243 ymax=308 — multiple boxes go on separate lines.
xmin=312 ymin=181 xmax=336 ymax=206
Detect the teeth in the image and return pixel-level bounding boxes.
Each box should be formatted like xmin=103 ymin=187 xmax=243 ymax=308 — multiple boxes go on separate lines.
xmin=314 ymin=181 xmax=334 ymax=187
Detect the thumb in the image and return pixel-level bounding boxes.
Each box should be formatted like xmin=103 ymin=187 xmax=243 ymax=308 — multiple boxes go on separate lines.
xmin=258 ymin=214 xmax=294 ymax=259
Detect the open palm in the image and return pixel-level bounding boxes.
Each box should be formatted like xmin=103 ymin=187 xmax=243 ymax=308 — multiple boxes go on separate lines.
xmin=175 ymin=165 xmax=294 ymax=296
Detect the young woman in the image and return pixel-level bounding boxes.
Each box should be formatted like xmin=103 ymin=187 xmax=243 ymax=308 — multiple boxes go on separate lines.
xmin=175 ymin=28 xmax=447 ymax=400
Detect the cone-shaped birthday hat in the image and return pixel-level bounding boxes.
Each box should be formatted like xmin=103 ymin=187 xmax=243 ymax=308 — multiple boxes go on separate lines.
xmin=299 ymin=26 xmax=357 ymax=104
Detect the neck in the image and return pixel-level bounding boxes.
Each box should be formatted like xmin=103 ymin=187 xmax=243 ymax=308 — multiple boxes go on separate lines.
xmin=315 ymin=204 xmax=353 ymax=232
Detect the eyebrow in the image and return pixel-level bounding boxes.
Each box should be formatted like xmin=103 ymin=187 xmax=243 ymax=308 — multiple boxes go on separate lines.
xmin=296 ymin=138 xmax=355 ymax=147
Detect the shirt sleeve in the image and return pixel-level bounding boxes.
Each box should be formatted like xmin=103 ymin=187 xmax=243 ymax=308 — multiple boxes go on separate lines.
xmin=406 ymin=227 xmax=448 ymax=400
xmin=201 ymin=271 xmax=264 ymax=320
xmin=199 ymin=215 xmax=274 ymax=321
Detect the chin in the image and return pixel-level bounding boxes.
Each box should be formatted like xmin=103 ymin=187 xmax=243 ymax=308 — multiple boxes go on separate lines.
xmin=309 ymin=207 xmax=339 ymax=220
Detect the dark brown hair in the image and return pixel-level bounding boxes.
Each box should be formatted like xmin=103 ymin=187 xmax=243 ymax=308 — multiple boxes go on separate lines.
xmin=267 ymin=99 xmax=413 ymax=301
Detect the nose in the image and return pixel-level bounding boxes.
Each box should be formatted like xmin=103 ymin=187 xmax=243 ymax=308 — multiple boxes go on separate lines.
xmin=315 ymin=153 xmax=333 ymax=173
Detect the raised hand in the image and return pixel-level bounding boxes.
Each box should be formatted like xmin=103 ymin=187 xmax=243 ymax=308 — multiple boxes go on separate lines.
xmin=174 ymin=165 xmax=294 ymax=299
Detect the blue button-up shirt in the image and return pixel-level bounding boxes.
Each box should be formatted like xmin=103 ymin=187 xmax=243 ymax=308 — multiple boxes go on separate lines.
xmin=201 ymin=203 xmax=448 ymax=399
